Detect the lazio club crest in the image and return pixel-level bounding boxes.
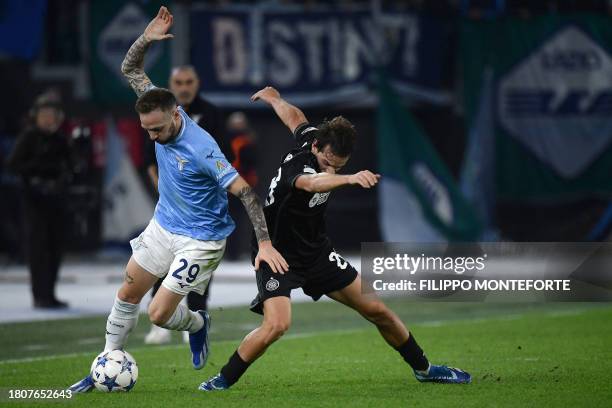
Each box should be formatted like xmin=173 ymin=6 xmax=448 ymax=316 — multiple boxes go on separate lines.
xmin=498 ymin=25 xmax=612 ymax=178
xmin=175 ymin=155 xmax=189 ymax=171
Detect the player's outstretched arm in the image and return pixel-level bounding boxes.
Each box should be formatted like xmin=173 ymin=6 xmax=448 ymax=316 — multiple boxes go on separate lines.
xmin=251 ymin=86 xmax=307 ymax=134
xmin=227 ymin=176 xmax=289 ymax=274
xmin=121 ymin=6 xmax=174 ymax=96
xmin=295 ymin=170 xmax=381 ymax=193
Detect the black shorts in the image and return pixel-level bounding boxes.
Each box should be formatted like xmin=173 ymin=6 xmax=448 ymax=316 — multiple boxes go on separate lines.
xmin=249 ymin=247 xmax=358 ymax=315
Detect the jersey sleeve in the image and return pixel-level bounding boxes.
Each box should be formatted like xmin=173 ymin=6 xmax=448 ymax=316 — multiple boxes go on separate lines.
xmin=293 ymin=122 xmax=319 ymax=146
xmin=199 ymin=148 xmax=239 ymax=189
xmin=280 ymin=152 xmax=317 ymax=190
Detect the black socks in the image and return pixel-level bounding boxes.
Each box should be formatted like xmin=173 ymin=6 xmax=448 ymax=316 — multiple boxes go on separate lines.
xmin=220 ymin=350 xmax=251 ymax=386
xmin=220 ymin=334 xmax=428 ymax=386
xmin=396 ymin=333 xmax=430 ymax=372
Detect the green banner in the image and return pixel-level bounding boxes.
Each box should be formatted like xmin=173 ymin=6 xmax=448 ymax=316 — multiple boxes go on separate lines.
xmin=377 ymin=75 xmax=482 ymax=241
xmin=461 ymin=15 xmax=612 ymax=201
xmin=90 ymin=1 xmax=171 ymax=105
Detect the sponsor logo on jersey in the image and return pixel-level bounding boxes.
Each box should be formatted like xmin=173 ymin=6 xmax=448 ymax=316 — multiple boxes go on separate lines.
xmin=303 ymin=166 xmax=329 ymax=207
xmin=309 ymin=192 xmax=330 ymax=207
xmin=498 ymin=25 xmax=612 ymax=177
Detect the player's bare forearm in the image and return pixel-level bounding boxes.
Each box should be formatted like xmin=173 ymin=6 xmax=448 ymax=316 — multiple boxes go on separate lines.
xmin=251 ymin=86 xmax=307 ymax=133
xmin=295 ymin=173 xmax=350 ymax=193
xmin=228 ymin=177 xmax=270 ymax=243
xmin=269 ymin=98 xmax=307 ymax=134
xmin=121 ymin=34 xmax=154 ymax=97
xmin=296 ymin=170 xmax=381 ymax=193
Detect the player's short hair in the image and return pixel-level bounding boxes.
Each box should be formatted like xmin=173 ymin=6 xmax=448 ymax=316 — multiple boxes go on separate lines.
xmin=135 ymin=88 xmax=177 ymax=114
xmin=314 ymin=116 xmax=356 ymax=157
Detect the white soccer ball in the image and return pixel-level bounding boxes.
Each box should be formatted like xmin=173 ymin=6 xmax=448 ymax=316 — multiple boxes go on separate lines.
xmin=90 ymin=350 xmax=138 ymax=392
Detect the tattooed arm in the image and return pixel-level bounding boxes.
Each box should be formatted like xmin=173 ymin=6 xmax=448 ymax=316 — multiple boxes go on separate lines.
xmin=227 ymin=176 xmax=289 ymax=273
xmin=236 ymin=183 xmax=270 ymax=243
xmin=121 ymin=35 xmax=154 ymax=97
xmin=121 ymin=6 xmax=174 ymax=96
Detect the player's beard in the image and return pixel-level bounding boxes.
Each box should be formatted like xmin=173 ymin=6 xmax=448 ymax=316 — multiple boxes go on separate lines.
xmin=157 ymin=120 xmax=178 ymax=145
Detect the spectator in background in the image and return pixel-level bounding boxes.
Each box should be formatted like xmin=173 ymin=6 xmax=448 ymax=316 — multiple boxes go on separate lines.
xmin=226 ymin=112 xmax=258 ymax=260
xmin=144 ymin=65 xmax=228 ymax=344
xmin=228 ymin=112 xmax=258 ymax=187
xmin=7 ymin=92 xmax=72 ymax=309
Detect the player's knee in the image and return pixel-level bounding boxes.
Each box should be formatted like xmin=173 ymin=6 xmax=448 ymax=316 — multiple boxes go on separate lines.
xmin=148 ymin=305 xmax=170 ymax=326
xmin=269 ymin=321 xmax=290 ymax=338
xmin=263 ymin=319 xmax=290 ymax=341
xmin=117 ymin=287 xmax=142 ymax=305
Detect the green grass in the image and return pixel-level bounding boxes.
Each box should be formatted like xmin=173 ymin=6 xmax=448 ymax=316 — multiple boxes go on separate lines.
xmin=1 ymin=301 xmax=611 ymax=407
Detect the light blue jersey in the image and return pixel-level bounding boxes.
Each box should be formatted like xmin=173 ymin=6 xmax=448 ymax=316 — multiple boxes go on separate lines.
xmin=154 ymin=106 xmax=238 ymax=241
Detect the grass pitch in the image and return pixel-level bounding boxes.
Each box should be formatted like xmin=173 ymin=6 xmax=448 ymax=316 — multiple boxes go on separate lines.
xmin=1 ymin=300 xmax=611 ymax=407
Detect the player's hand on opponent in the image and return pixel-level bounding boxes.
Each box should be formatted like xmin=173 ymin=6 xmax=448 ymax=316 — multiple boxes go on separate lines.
xmin=348 ymin=170 xmax=381 ymax=189
xmin=255 ymin=240 xmax=289 ymax=274
xmin=144 ymin=6 xmax=174 ymax=42
xmin=251 ymin=86 xmax=281 ymax=104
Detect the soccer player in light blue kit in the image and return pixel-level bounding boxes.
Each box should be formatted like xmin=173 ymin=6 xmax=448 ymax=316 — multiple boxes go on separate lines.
xmin=69 ymin=6 xmax=288 ymax=392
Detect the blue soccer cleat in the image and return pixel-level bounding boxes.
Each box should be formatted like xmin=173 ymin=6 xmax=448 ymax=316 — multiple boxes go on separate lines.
xmin=199 ymin=373 xmax=230 ymax=391
xmin=189 ymin=310 xmax=211 ymax=370
xmin=68 ymin=374 xmax=95 ymax=393
xmin=414 ymin=365 xmax=471 ymax=384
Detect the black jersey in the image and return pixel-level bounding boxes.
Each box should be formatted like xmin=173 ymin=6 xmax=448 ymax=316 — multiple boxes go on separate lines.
xmin=256 ymin=122 xmax=333 ymax=266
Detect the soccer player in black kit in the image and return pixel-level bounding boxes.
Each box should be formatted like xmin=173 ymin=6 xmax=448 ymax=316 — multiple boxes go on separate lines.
xmin=200 ymin=86 xmax=471 ymax=391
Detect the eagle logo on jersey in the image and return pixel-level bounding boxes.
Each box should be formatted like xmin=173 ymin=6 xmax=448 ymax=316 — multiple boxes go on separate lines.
xmin=175 ymin=155 xmax=189 ymax=171
xmin=131 ymin=235 xmax=148 ymax=250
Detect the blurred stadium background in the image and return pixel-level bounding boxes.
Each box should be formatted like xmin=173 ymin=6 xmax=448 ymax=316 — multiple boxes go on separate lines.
xmin=1 ymin=0 xmax=612 ymax=355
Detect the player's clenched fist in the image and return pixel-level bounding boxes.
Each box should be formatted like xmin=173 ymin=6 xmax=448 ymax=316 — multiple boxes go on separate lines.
xmin=144 ymin=6 xmax=174 ymax=42
xmin=251 ymin=86 xmax=281 ymax=104
xmin=348 ymin=170 xmax=381 ymax=189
